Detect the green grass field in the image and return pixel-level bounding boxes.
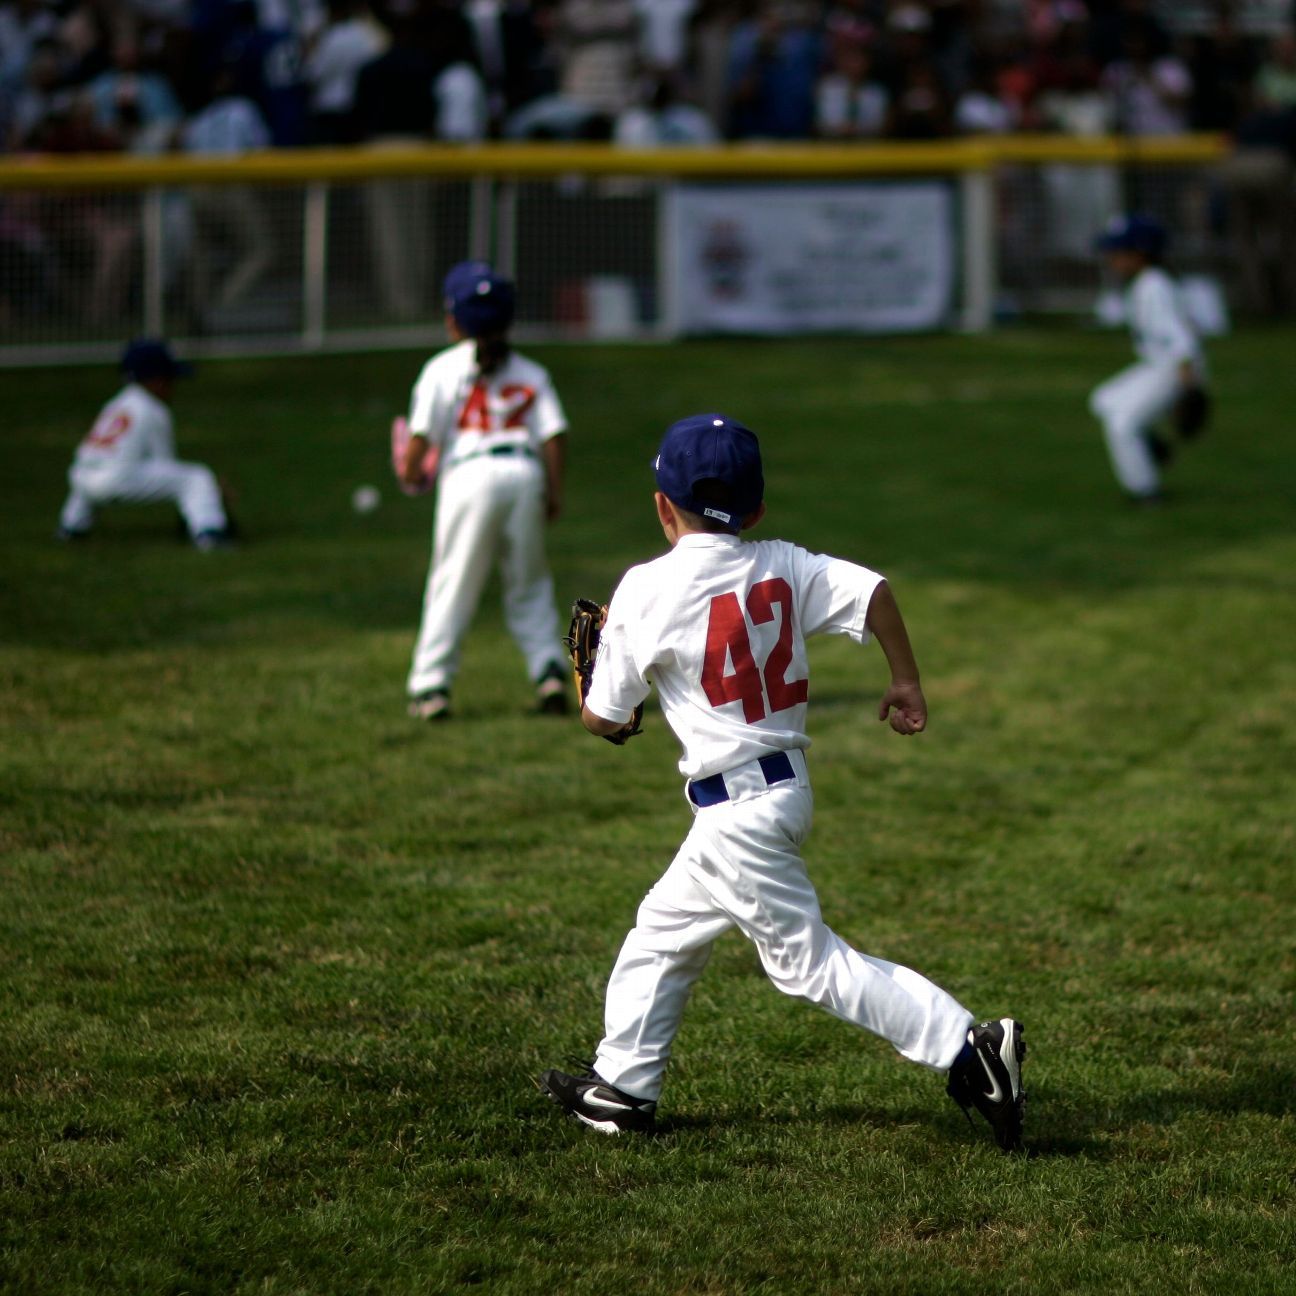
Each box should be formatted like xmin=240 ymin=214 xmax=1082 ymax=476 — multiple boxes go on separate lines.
xmin=2 ymin=329 xmax=1294 ymax=1294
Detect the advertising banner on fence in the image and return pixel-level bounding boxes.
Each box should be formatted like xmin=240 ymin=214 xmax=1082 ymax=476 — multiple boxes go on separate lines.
xmin=667 ymin=182 xmax=954 ymax=334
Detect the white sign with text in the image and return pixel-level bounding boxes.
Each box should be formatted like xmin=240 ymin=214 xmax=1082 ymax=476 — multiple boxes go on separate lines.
xmin=667 ymin=182 xmax=955 ymax=334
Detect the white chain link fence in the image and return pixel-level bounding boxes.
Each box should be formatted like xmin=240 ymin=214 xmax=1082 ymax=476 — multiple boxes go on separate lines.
xmin=0 ymin=142 xmax=1234 ymax=364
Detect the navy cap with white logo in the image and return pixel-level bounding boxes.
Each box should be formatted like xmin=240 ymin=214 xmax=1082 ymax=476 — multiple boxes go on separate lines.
xmin=443 ymin=260 xmax=516 ymax=337
xmin=653 ymin=413 xmax=764 ymax=533
xmin=120 ymin=338 xmax=193 ymax=382
xmin=1095 ymin=213 xmax=1167 ymax=256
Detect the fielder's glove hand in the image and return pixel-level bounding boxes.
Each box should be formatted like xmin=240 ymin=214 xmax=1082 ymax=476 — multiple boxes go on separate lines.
xmin=391 ymin=415 xmax=440 ymax=496
xmin=565 ymin=597 xmax=643 ymax=746
xmin=1173 ymin=386 xmax=1211 ymax=441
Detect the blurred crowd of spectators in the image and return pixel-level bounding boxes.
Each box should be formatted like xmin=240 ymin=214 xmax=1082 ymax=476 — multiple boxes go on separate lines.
xmin=1 ymin=0 xmax=1295 ymax=157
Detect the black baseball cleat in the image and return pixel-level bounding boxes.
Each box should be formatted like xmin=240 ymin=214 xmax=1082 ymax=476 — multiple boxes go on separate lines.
xmin=538 ymin=1066 xmax=656 ymax=1134
xmin=534 ymin=661 xmax=569 ymax=716
xmin=1144 ymin=432 xmax=1174 ymax=467
xmin=409 ymin=689 xmax=450 ymax=721
xmin=946 ymin=1018 xmax=1026 ymax=1153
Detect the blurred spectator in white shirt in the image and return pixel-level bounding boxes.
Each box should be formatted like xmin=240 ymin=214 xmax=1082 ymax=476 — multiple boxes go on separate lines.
xmin=303 ymin=0 xmax=388 ymax=141
xmin=1255 ymin=30 xmax=1296 ymax=111
xmin=180 ymin=64 xmax=274 ymax=316
xmin=614 ymin=73 xmax=716 ymax=144
xmin=558 ymin=0 xmax=638 ymax=115
xmin=464 ymin=0 xmax=558 ymax=132
xmin=4 ymin=31 xmax=60 ymax=147
xmin=0 ymin=0 xmax=57 ymax=92
xmin=1102 ymin=20 xmax=1191 ymax=136
xmin=815 ymin=28 xmax=888 ymax=138
xmin=954 ymin=54 xmax=1015 ymax=135
xmin=181 ymin=74 xmax=271 ymax=154
xmin=87 ymin=35 xmax=182 ymax=148
xmin=633 ymin=0 xmax=696 ymax=75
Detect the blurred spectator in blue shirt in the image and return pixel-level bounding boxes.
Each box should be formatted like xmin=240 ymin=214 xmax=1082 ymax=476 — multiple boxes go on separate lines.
xmin=726 ymin=0 xmax=822 ymax=139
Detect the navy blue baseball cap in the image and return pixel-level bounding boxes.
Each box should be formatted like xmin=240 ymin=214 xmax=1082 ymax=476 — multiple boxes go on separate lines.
xmin=1095 ymin=214 xmax=1167 ymax=256
xmin=653 ymin=413 xmax=764 ymax=533
xmin=443 ymin=260 xmax=515 ymax=337
xmin=121 ymin=338 xmax=193 ymax=381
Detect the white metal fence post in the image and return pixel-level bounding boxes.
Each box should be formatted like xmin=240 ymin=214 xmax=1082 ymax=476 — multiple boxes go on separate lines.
xmin=959 ymin=165 xmax=995 ymax=333
xmin=303 ymin=181 xmax=328 ymax=347
xmin=654 ymin=178 xmax=679 ymax=340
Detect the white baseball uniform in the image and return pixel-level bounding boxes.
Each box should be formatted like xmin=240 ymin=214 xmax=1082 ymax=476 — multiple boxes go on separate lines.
xmin=406 ymin=339 xmax=568 ymax=697
xmin=58 ymin=383 xmax=227 ymax=536
xmin=585 ymin=532 xmax=975 ymax=1102
xmin=1089 ymin=265 xmax=1206 ymax=497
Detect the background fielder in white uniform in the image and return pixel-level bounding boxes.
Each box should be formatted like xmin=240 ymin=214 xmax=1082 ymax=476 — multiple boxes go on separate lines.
xmin=402 ymin=262 xmax=569 ymax=720
xmin=540 ymin=414 xmax=1027 ymax=1151
xmin=1090 ymin=214 xmax=1208 ymax=502
xmin=57 ymin=339 xmax=232 ymax=550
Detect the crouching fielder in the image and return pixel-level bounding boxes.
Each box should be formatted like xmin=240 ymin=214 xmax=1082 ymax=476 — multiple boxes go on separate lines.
xmin=1090 ymin=215 xmax=1209 ymax=504
xmin=57 ymin=339 xmax=232 ymax=549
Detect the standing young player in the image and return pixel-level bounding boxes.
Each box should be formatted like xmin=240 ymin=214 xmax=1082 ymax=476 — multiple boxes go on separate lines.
xmin=540 ymin=414 xmax=1027 ymax=1152
xmin=57 ymin=339 xmax=234 ymax=549
xmin=402 ymin=261 xmax=569 ymax=720
xmin=1090 ymin=214 xmax=1211 ymax=504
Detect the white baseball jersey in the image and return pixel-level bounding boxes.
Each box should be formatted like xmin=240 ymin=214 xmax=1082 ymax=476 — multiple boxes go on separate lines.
xmin=72 ymin=383 xmax=176 ymax=475
xmin=1125 ymin=266 xmax=1202 ymax=371
xmin=407 ymin=340 xmax=566 ymax=468
xmin=588 ymin=533 xmax=884 ymax=780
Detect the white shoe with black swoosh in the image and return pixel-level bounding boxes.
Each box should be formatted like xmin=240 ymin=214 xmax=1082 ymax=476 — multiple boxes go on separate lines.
xmin=946 ymin=1018 xmax=1026 ymax=1153
xmin=538 ymin=1066 xmax=656 ymax=1134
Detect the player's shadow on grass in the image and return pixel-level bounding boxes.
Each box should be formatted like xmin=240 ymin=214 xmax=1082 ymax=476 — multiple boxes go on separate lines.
xmin=652 ymin=1062 xmax=1295 ymax=1159
xmin=1001 ymin=1062 xmax=1295 ymax=1160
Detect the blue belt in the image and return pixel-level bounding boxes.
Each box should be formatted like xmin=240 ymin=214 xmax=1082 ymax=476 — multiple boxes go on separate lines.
xmin=687 ymin=752 xmax=796 ymax=808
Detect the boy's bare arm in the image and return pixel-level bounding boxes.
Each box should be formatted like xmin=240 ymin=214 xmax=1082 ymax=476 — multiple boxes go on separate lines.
xmin=542 ymin=433 xmax=566 ymax=522
xmin=865 ymin=580 xmax=927 ymax=736
xmin=403 ymin=433 xmax=430 ymax=485
xmin=581 ymin=703 xmax=628 ymax=738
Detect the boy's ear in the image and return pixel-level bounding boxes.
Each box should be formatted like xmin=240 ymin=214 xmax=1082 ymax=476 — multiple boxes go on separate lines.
xmin=739 ymin=502 xmax=766 ymax=532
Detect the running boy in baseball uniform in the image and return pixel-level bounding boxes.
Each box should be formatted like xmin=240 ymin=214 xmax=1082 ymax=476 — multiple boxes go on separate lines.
xmin=57 ymin=339 xmax=234 ymax=550
xmin=402 ymin=261 xmax=570 ymax=720
xmin=540 ymin=414 xmax=1027 ymax=1151
xmin=1090 ymin=214 xmax=1210 ymax=504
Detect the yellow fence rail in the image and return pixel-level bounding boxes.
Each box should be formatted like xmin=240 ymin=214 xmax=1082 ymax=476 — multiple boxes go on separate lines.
xmin=0 ymin=135 xmax=1230 ymax=191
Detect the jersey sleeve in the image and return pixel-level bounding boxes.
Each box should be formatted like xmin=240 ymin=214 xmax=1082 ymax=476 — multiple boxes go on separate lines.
xmin=584 ymin=573 xmax=652 ymax=725
xmin=407 ymin=359 xmax=447 ymax=442
xmin=144 ymin=402 xmax=176 ymax=460
xmin=1137 ymin=272 xmax=1198 ymax=365
xmin=793 ymin=546 xmax=885 ymax=644
xmin=529 ymin=371 xmax=567 ymax=443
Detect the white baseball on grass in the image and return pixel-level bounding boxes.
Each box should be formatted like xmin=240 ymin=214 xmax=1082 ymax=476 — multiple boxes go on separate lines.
xmin=352 ymin=484 xmax=381 ymax=514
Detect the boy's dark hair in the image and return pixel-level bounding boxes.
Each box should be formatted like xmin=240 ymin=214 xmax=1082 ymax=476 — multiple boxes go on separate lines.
xmin=672 ymin=478 xmax=740 ymax=533
xmin=475 ymin=334 xmax=511 ymax=376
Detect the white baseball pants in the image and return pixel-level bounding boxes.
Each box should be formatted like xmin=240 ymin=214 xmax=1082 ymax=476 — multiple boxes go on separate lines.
xmin=1089 ymin=361 xmax=1181 ymax=497
xmin=407 ymin=453 xmax=565 ymax=696
xmin=59 ymin=460 xmax=227 ymax=536
xmin=593 ymin=753 xmax=975 ymax=1102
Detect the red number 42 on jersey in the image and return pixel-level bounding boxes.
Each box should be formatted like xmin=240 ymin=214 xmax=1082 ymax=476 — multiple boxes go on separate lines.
xmin=701 ymin=578 xmax=808 ymax=723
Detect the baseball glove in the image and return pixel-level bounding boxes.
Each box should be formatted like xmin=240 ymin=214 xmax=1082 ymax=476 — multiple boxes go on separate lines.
xmin=566 ymin=597 xmax=643 ymax=745
xmin=391 ymin=415 xmax=441 ymax=497
xmin=1172 ymin=386 xmax=1211 ymax=441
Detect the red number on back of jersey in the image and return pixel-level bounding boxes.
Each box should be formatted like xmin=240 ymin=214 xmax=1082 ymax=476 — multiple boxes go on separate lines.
xmin=458 ymin=383 xmax=491 ymax=432
xmin=701 ymin=591 xmax=767 ymax=722
xmin=701 ymin=578 xmax=807 ymax=721
xmin=85 ymin=411 xmax=132 ymax=449
xmin=457 ymin=382 xmax=535 ymax=433
xmin=747 ymin=577 xmax=808 ymax=712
